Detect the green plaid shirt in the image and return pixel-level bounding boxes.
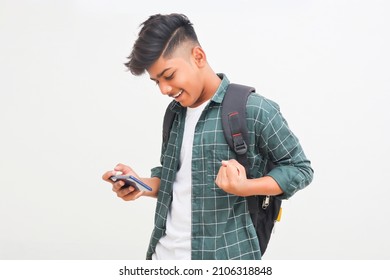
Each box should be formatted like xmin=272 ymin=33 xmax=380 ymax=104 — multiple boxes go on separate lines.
xmin=147 ymin=74 xmax=313 ymax=260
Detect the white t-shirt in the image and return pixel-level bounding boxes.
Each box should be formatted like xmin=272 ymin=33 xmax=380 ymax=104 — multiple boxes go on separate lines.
xmin=152 ymin=101 xmax=208 ymax=260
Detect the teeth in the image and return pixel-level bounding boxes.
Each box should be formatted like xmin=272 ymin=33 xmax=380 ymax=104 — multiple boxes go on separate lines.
xmin=173 ymin=90 xmax=183 ymax=98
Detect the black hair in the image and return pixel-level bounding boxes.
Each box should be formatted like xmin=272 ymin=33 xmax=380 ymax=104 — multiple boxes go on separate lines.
xmin=125 ymin=13 xmax=199 ymax=76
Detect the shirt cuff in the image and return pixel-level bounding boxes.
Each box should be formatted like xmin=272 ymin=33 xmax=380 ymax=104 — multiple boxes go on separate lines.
xmin=267 ymin=166 xmax=304 ymax=200
xmin=150 ymin=166 xmax=162 ymax=179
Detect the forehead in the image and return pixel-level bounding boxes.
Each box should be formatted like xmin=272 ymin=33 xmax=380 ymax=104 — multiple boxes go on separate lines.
xmin=147 ymin=50 xmax=190 ymax=79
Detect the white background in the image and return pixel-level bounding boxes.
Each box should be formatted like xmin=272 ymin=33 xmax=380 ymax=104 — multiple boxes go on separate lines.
xmin=0 ymin=0 xmax=389 ymax=260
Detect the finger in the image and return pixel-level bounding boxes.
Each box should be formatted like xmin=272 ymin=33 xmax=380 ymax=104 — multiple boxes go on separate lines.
xmin=223 ymin=161 xmax=240 ymax=178
xmin=121 ymin=189 xmax=143 ymax=201
xmin=215 ymin=165 xmax=227 ymax=187
xmin=115 ymin=185 xmax=136 ymax=197
xmin=114 ymin=163 xmax=133 ymax=175
xmin=102 ymin=170 xmax=116 ymax=181
xmin=112 ymin=180 xmax=125 ymax=191
xmin=222 ymin=159 xmax=239 ymax=170
xmin=215 ymin=170 xmax=221 ymax=186
xmin=216 ymin=164 xmax=226 ymax=178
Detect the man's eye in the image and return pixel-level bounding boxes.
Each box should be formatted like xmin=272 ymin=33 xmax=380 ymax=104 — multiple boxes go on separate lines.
xmin=165 ymin=73 xmax=174 ymax=80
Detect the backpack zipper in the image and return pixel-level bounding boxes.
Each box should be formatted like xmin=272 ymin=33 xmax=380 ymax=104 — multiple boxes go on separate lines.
xmin=262 ymin=195 xmax=270 ymax=209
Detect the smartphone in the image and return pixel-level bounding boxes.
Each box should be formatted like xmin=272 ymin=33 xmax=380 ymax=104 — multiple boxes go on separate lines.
xmin=109 ymin=175 xmax=152 ymax=192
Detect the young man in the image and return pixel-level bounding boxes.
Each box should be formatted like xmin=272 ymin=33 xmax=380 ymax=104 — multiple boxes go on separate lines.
xmin=102 ymin=13 xmax=313 ymax=260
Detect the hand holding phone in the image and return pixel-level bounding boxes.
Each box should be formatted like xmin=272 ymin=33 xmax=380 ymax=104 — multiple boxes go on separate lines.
xmin=109 ymin=174 xmax=152 ymax=192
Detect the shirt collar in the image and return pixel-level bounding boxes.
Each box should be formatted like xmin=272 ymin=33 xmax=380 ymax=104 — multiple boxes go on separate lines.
xmin=211 ymin=73 xmax=230 ymax=104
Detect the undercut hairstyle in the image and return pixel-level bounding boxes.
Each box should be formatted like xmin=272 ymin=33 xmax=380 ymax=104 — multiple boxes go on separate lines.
xmin=125 ymin=13 xmax=199 ymax=76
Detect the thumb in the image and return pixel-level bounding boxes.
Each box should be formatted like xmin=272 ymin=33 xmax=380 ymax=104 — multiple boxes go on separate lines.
xmin=114 ymin=163 xmax=132 ymax=175
xmin=222 ymin=160 xmax=240 ymax=176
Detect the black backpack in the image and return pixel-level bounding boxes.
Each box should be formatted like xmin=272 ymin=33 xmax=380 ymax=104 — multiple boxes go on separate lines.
xmin=162 ymin=83 xmax=282 ymax=256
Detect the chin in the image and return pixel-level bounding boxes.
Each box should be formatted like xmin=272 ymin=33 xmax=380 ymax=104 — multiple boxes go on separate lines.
xmin=179 ymin=101 xmax=190 ymax=107
xmin=178 ymin=99 xmax=190 ymax=107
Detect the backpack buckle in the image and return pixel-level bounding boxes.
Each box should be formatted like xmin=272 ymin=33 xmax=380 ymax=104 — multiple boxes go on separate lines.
xmin=232 ymin=133 xmax=247 ymax=155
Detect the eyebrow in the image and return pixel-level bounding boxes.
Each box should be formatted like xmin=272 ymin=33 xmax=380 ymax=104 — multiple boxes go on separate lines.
xmin=150 ymin=68 xmax=172 ymax=81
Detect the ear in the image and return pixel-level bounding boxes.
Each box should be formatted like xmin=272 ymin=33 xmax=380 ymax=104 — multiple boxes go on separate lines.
xmin=192 ymin=46 xmax=207 ymax=68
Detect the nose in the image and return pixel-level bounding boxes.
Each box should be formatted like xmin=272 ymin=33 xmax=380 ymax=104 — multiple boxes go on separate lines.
xmin=159 ymin=82 xmax=172 ymax=95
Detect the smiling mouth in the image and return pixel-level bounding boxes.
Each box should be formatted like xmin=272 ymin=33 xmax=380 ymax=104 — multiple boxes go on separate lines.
xmin=172 ymin=90 xmax=183 ymax=99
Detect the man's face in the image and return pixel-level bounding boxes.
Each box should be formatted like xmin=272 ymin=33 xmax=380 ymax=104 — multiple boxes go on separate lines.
xmin=147 ymin=46 xmax=207 ymax=108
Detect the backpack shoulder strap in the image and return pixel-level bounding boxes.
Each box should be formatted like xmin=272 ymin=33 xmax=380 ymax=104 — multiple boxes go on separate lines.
xmin=162 ymin=101 xmax=177 ymax=146
xmin=221 ymin=83 xmax=255 ymax=172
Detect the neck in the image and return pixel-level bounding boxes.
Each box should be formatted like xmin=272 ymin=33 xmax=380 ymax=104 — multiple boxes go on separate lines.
xmin=201 ymin=67 xmax=222 ymax=101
